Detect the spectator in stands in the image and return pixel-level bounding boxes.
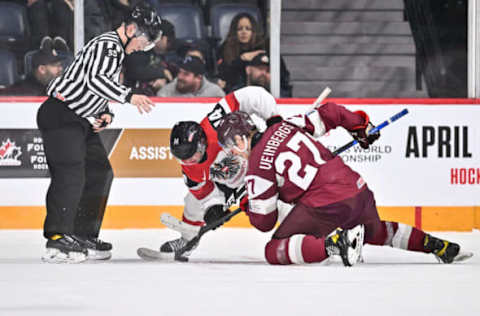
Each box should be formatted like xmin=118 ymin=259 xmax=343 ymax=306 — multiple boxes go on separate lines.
xmin=129 ymin=65 xmax=168 ymax=96
xmin=231 ymin=52 xmax=292 ymax=98
xmin=216 ymin=12 xmax=266 ymax=93
xmin=24 ymin=0 xmax=73 ymax=50
xmin=182 ymin=44 xmax=206 ymax=63
xmin=124 ymin=19 xmax=177 ymax=87
xmin=0 ymin=46 xmax=63 ymax=96
xmin=157 ymin=55 xmax=225 ymax=97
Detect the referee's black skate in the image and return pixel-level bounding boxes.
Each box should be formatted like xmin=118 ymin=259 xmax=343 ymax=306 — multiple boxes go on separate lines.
xmin=73 ymin=236 xmax=112 ymax=260
xmin=325 ymin=225 xmax=364 ymax=267
xmin=424 ymin=234 xmax=473 ymax=263
xmin=42 ymin=234 xmax=88 ymax=264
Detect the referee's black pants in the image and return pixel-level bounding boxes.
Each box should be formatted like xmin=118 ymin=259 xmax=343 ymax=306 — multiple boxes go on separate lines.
xmin=37 ymin=97 xmax=113 ymax=239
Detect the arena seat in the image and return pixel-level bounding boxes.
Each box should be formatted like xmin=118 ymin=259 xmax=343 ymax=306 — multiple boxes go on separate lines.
xmin=0 ymin=49 xmax=19 ymax=87
xmin=151 ymin=2 xmax=207 ymax=40
xmin=0 ymin=2 xmax=30 ymax=50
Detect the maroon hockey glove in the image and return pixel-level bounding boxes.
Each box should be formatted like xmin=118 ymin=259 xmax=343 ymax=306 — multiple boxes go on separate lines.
xmin=349 ymin=111 xmax=380 ymax=149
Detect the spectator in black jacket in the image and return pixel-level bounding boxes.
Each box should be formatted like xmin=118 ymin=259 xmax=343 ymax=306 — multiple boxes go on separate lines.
xmin=216 ymin=12 xmax=266 ymax=93
xmin=230 ymin=52 xmax=292 ymax=98
xmin=0 ymin=47 xmax=63 ymax=96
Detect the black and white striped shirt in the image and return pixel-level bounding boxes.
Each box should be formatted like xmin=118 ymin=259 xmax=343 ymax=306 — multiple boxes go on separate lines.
xmin=47 ymin=31 xmax=132 ymax=118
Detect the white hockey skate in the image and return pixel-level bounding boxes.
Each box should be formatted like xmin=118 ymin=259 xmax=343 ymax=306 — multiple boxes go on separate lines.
xmin=325 ymin=225 xmax=365 ymax=267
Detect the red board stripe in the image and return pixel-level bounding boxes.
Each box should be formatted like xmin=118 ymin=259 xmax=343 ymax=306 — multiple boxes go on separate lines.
xmin=415 ymin=206 xmax=422 ymax=229
xmin=1 ymin=96 xmax=480 ymax=105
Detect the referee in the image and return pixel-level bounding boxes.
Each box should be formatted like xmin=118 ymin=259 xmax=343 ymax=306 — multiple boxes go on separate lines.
xmin=37 ymin=3 xmax=164 ymax=263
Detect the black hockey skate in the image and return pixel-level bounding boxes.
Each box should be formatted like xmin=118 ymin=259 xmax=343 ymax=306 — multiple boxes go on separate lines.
xmin=424 ymin=234 xmax=473 ymax=263
xmin=42 ymin=234 xmax=88 ymax=263
xmin=160 ymin=237 xmax=198 ymax=257
xmin=325 ymin=225 xmax=365 ymax=267
xmin=73 ymin=236 xmax=112 ymax=260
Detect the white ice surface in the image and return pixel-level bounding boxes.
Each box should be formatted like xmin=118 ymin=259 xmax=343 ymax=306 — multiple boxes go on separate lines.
xmin=0 ymin=229 xmax=479 ymax=316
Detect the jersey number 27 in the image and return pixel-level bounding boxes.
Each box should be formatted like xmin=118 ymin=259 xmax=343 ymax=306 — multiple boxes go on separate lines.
xmin=275 ymin=132 xmax=325 ymax=190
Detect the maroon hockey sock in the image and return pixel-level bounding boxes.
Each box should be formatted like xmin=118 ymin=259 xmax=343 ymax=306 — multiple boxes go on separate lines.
xmin=366 ymin=221 xmax=427 ymax=252
xmin=265 ymin=235 xmax=328 ymax=265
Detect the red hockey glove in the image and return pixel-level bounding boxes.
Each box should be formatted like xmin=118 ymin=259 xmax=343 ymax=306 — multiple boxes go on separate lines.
xmin=349 ymin=111 xmax=380 ymax=149
xmin=239 ymin=195 xmax=249 ymax=213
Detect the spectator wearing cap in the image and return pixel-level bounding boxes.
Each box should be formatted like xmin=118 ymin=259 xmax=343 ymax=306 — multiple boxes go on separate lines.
xmin=0 ymin=47 xmax=64 ymax=96
xmin=231 ymin=51 xmax=293 ymax=98
xmin=129 ymin=64 xmax=168 ymax=96
xmin=157 ymin=56 xmax=225 ymax=97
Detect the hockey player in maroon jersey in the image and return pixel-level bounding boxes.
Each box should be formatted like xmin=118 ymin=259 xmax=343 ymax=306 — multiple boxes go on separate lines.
xmin=159 ymin=86 xmax=280 ymax=257
xmin=216 ymin=106 xmax=473 ymax=265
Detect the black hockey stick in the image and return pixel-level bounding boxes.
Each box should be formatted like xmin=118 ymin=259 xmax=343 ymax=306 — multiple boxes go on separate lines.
xmin=332 ymin=108 xmax=409 ymax=156
xmin=174 ymin=207 xmax=243 ymax=262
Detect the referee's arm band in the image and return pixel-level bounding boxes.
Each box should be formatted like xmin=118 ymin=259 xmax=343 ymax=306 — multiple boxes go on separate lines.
xmin=125 ymin=92 xmax=133 ymax=104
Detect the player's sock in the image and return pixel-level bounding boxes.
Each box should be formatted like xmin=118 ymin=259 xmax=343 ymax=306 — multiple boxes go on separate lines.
xmin=366 ymin=221 xmax=426 ymax=251
xmin=265 ymin=235 xmax=327 ymax=265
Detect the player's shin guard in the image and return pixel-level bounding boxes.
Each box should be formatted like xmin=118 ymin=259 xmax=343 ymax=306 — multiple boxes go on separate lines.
xmin=265 ymin=235 xmax=328 ymax=265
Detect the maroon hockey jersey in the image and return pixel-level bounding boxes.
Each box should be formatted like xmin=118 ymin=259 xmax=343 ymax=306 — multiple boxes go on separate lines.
xmin=245 ymin=103 xmax=367 ymax=232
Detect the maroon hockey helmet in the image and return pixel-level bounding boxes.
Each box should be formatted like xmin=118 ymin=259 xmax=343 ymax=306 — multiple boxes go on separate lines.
xmin=217 ymin=111 xmax=256 ymax=151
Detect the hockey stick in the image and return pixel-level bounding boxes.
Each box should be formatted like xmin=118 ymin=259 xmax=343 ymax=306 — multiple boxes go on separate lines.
xmin=332 ymin=108 xmax=409 ymax=156
xmin=174 ymin=207 xmax=243 ymax=262
xmin=310 ymin=86 xmax=331 ymax=110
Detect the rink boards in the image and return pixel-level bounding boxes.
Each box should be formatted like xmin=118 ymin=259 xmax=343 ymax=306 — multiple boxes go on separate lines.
xmin=0 ymin=97 xmax=479 ymax=230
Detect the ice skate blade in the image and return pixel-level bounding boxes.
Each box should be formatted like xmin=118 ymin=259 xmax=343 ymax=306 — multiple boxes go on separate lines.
xmin=87 ymin=249 xmax=112 ymax=260
xmin=137 ymin=247 xmax=175 ymax=261
xmin=454 ymin=251 xmax=473 ymax=262
xmin=344 ymin=224 xmax=365 ymax=267
xmin=41 ymin=248 xmax=87 ymax=264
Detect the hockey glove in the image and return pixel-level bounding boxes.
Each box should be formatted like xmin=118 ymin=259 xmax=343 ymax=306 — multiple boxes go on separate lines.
xmin=204 ymin=204 xmax=229 ymax=230
xmin=349 ymin=111 xmax=380 ymax=149
xmin=239 ymin=195 xmax=249 ymax=213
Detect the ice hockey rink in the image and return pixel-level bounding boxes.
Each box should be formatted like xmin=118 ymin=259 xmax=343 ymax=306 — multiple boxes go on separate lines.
xmin=0 ymin=229 xmax=478 ymax=316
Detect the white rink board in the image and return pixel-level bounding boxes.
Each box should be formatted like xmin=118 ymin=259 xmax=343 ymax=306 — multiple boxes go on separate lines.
xmin=0 ymin=101 xmax=479 ymax=207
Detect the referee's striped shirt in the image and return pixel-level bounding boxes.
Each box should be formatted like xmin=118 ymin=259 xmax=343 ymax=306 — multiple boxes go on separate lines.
xmin=47 ymin=31 xmax=132 ymax=118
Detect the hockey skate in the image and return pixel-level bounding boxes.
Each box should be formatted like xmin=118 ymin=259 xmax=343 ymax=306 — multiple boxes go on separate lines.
xmin=325 ymin=225 xmax=365 ymax=267
xmin=137 ymin=237 xmax=199 ymax=261
xmin=42 ymin=234 xmax=88 ymax=264
xmin=160 ymin=237 xmax=198 ymax=256
xmin=72 ymin=236 xmax=112 ymax=260
xmin=424 ymin=234 xmax=473 ymax=263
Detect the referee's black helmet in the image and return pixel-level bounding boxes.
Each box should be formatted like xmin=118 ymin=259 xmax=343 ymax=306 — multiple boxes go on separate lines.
xmin=125 ymin=3 xmax=163 ymax=42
